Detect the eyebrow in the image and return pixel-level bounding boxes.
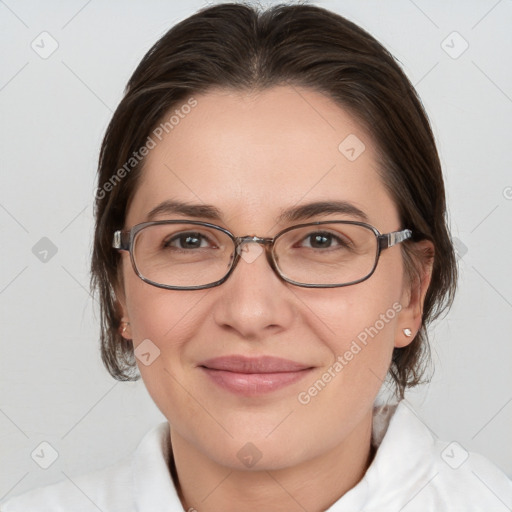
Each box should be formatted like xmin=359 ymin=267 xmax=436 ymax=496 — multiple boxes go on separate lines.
xmin=145 ymin=199 xmax=369 ymax=224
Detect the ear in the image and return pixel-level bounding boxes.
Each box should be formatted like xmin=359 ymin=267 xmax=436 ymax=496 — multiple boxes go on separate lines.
xmin=395 ymin=240 xmax=434 ymax=348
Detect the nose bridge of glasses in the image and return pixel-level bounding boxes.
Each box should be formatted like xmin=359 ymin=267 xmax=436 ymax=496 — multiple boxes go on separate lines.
xmin=236 ymin=235 xmax=273 ymax=246
xmin=233 ymin=235 xmax=274 ymax=260
xmin=234 ymin=235 xmax=275 ymax=260
xmin=231 ymin=235 xmax=278 ymax=272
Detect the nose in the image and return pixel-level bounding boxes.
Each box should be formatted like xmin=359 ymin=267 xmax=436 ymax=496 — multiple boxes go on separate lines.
xmin=211 ymin=239 xmax=295 ymax=339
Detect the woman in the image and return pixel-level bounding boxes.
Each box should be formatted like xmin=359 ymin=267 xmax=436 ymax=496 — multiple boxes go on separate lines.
xmin=2 ymin=2 xmax=510 ymax=511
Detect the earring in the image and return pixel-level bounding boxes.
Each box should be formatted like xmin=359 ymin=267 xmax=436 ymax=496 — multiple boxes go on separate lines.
xmin=121 ymin=321 xmax=130 ymax=334
xmin=403 ymin=328 xmax=412 ymax=337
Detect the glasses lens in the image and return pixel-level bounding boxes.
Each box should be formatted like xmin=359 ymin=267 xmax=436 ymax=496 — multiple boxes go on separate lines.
xmin=133 ymin=223 xmax=233 ymax=288
xmin=274 ymin=223 xmax=378 ymax=286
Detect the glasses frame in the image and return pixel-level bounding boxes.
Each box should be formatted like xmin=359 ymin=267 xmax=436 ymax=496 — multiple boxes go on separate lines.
xmin=112 ymin=220 xmax=412 ymax=290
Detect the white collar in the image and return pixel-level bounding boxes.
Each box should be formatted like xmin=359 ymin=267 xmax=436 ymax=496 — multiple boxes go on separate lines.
xmin=131 ymin=418 xmax=182 ymax=510
xmin=327 ymin=400 xmax=436 ymax=510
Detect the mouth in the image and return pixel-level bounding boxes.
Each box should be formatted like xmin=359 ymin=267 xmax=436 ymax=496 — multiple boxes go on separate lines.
xmin=198 ymin=355 xmax=314 ymax=396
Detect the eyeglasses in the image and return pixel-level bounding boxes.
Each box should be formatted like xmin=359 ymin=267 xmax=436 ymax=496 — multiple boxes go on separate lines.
xmin=112 ymin=220 xmax=412 ymax=290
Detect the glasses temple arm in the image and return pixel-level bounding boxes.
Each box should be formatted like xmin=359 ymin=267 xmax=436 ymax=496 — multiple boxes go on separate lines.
xmin=379 ymin=229 xmax=412 ymax=249
xmin=112 ymin=230 xmax=130 ymax=250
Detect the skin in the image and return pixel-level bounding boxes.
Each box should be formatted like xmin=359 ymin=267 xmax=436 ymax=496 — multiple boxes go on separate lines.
xmin=116 ymin=85 xmax=433 ymax=511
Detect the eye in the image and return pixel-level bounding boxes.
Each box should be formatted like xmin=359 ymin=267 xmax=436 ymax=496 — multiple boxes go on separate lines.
xmin=164 ymin=231 xmax=216 ymax=250
xmin=299 ymin=231 xmax=350 ymax=250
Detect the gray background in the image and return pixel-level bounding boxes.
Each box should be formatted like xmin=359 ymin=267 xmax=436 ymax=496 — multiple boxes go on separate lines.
xmin=1 ymin=0 xmax=511 ymax=500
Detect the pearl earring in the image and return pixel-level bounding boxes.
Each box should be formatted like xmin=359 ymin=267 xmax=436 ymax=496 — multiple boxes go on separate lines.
xmin=403 ymin=328 xmax=412 ymax=337
xmin=121 ymin=322 xmax=130 ymax=334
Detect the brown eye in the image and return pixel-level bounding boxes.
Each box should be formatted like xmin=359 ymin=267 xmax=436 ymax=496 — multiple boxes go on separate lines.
xmin=297 ymin=231 xmax=351 ymax=250
xmin=164 ymin=232 xmax=210 ymax=250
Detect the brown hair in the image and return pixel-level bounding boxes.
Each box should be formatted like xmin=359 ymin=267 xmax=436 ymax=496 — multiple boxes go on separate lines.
xmin=90 ymin=2 xmax=457 ymax=399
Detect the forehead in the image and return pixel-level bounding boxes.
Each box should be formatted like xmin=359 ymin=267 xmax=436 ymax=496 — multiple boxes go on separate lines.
xmin=125 ymin=86 xmax=399 ymax=232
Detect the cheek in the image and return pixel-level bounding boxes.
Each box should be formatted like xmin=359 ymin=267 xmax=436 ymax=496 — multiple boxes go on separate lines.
xmin=121 ymin=250 xmax=203 ymax=342
xmin=121 ymin=258 xmax=201 ymax=376
xmin=302 ymin=280 xmax=401 ymax=352
xmin=293 ymin=281 xmax=402 ymax=435
xmin=122 ymin=271 xmax=211 ymax=424
xmin=295 ymin=259 xmax=404 ymax=387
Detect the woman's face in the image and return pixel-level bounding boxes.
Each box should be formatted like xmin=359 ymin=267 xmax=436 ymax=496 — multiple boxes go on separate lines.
xmin=118 ymin=85 xmax=422 ymax=470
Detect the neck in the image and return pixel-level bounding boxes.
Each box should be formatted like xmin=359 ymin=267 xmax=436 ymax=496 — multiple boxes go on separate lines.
xmin=168 ymin=409 xmax=375 ymax=512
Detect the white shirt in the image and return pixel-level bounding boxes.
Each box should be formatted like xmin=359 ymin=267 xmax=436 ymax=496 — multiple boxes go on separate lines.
xmin=1 ymin=401 xmax=511 ymax=511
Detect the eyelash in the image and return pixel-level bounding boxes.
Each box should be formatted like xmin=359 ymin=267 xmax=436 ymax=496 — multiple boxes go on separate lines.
xmin=163 ymin=231 xmax=350 ymax=251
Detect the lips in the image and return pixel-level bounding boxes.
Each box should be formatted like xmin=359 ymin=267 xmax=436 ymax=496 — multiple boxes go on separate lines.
xmin=198 ymin=355 xmax=314 ymax=396
xmin=199 ymin=355 xmax=311 ymax=373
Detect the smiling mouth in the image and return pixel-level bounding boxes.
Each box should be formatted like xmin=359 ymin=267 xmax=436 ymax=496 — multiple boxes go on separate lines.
xmin=198 ymin=355 xmax=314 ymax=396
